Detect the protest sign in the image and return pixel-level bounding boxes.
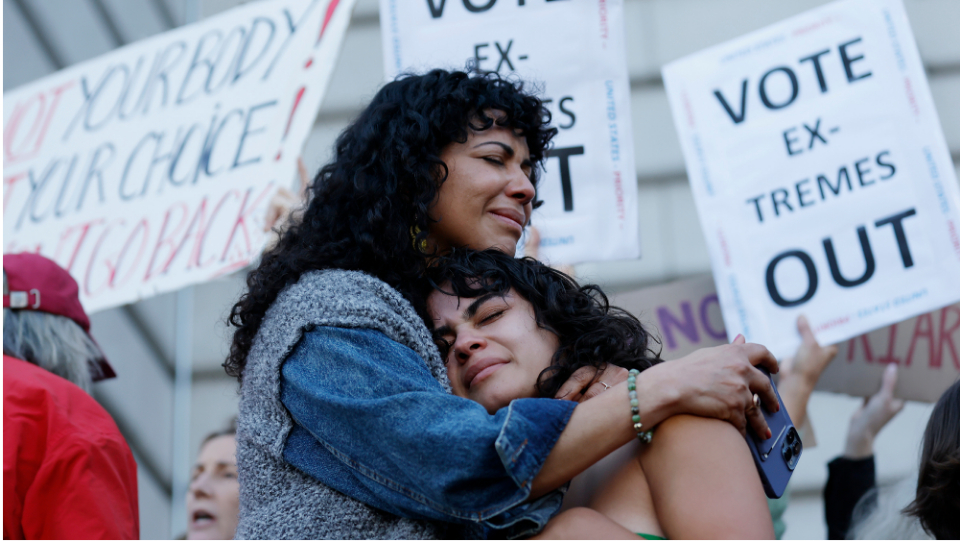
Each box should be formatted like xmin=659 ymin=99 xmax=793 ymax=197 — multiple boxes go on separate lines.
xmin=610 ymin=274 xmax=728 ymax=360
xmin=3 ymin=0 xmax=355 ymax=313
xmin=607 ymin=274 xmax=824 ymax=447
xmin=819 ymin=303 xmax=960 ymax=402
xmin=610 ymin=273 xmax=960 ymax=403
xmin=380 ymin=0 xmax=639 ymax=264
xmin=662 ymin=0 xmax=960 ymax=360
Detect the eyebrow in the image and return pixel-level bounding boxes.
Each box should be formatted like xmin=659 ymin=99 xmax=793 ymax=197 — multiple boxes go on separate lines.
xmin=193 ymin=461 xmax=237 ymax=472
xmin=474 ymin=141 xmax=535 ymax=172
xmin=474 ymin=141 xmax=515 ymax=156
xmin=432 ymin=293 xmax=499 ymax=338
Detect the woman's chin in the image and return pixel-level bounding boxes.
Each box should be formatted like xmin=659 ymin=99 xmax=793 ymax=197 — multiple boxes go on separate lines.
xmin=472 ymin=389 xmax=513 ymax=415
xmin=482 ymin=235 xmax=519 ymax=256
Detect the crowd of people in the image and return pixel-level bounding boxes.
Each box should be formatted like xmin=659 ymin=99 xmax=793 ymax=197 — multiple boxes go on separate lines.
xmin=4 ymin=69 xmax=958 ymax=540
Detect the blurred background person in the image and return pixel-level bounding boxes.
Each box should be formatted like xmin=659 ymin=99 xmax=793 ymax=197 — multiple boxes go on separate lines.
xmin=3 ymin=253 xmax=139 ymax=539
xmin=845 ymin=375 xmax=959 ymax=540
xmin=186 ymin=420 xmax=239 ymax=540
xmin=902 ymin=376 xmax=960 ymax=539
xmin=825 ymin=363 xmax=906 ymax=539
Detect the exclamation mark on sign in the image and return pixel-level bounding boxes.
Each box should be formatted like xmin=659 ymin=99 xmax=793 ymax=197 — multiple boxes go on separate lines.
xmin=275 ymin=86 xmax=306 ymax=161
xmin=317 ymin=0 xmax=341 ymax=44
xmin=275 ymin=0 xmax=342 ymax=161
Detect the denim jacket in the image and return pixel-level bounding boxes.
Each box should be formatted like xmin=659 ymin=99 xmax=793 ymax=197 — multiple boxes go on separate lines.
xmin=281 ymin=326 xmax=576 ymax=539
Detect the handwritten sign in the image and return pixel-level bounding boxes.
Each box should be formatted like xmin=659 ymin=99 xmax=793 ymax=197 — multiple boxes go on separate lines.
xmin=3 ymin=0 xmax=355 ymax=313
xmin=611 ymin=274 xmax=960 ymax=403
xmin=818 ymin=304 xmax=960 ymax=402
xmin=661 ymin=0 xmax=960 ymax=360
xmin=380 ymin=0 xmax=639 ymax=264
xmin=610 ymin=274 xmax=728 ymax=360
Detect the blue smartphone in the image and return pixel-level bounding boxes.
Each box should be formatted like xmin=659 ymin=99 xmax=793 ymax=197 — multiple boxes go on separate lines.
xmin=744 ymin=366 xmax=801 ymax=499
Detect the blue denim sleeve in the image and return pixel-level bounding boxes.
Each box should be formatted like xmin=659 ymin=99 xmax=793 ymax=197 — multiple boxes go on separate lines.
xmin=280 ymin=326 xmax=576 ymax=538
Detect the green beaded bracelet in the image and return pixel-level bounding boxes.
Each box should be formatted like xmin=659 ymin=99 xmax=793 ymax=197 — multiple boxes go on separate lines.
xmin=627 ymin=369 xmax=653 ymax=444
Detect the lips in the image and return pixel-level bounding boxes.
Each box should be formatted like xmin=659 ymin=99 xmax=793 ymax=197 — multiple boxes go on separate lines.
xmin=489 ymin=208 xmax=526 ymax=233
xmin=462 ymin=357 xmax=508 ymax=390
xmin=190 ymin=508 xmax=217 ymax=529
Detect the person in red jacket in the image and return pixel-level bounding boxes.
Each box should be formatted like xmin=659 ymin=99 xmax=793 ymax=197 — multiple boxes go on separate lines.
xmin=3 ymin=253 xmax=139 ymax=539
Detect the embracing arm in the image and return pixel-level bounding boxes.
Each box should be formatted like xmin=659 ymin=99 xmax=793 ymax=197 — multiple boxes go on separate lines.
xmin=530 ymin=338 xmax=781 ymax=499
xmin=284 ymin=326 xmax=781 ymax=530
xmin=281 ymin=326 xmax=574 ymax=536
xmin=639 ymin=415 xmax=775 ymax=539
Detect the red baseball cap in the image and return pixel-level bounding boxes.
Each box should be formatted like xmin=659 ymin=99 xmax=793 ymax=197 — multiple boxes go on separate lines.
xmin=3 ymin=252 xmax=116 ymax=380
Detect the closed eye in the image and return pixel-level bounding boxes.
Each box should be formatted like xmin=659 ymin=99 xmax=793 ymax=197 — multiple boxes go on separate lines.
xmin=483 ymin=156 xmax=504 ymax=165
xmin=434 ymin=337 xmax=453 ymax=362
xmin=479 ymin=310 xmax=504 ymax=324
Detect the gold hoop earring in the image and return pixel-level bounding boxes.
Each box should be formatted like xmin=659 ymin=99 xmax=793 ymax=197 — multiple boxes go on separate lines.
xmin=410 ymin=226 xmax=428 ymax=252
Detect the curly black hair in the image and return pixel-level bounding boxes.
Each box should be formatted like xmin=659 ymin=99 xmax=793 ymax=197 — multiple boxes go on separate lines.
xmin=424 ymin=249 xmax=662 ymax=399
xmin=904 ymin=378 xmax=960 ymax=539
xmin=224 ymin=70 xmax=556 ymax=382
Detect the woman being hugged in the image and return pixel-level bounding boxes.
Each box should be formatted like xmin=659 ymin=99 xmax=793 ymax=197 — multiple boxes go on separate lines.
xmin=226 ymin=69 xmax=779 ymax=539
xmin=426 ymin=249 xmax=776 ymax=539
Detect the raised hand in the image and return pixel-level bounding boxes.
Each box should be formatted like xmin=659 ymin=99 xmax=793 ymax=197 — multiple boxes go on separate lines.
xmin=844 ymin=363 xmax=905 ymax=459
xmin=777 ymin=314 xmax=838 ymax=428
xmin=264 ymin=157 xmax=311 ymax=233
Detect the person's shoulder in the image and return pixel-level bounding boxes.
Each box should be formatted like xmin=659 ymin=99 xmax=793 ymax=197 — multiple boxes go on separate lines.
xmin=3 ymin=355 xmax=128 ymax=450
xmin=298 ymin=326 xmax=415 ymax=359
xmin=279 ymin=269 xmax=379 ymax=302
xmin=4 ymin=355 xmax=85 ymax=403
xmin=302 ymin=269 xmax=400 ymax=300
xmin=283 ymin=269 xmax=415 ymax=320
xmin=648 ymin=414 xmax=745 ymax=449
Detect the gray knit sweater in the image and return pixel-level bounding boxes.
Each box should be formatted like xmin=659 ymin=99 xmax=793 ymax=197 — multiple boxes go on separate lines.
xmin=234 ymin=269 xmax=452 ymax=539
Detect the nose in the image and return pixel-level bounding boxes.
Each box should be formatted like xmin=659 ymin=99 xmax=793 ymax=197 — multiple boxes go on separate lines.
xmin=453 ymin=331 xmax=486 ymax=365
xmin=506 ymin=166 xmax=536 ymax=208
xmin=189 ymin=473 xmax=212 ymax=499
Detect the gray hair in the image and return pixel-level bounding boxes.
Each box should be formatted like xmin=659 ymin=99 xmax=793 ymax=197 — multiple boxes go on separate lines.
xmin=3 ymin=309 xmax=105 ymax=394
xmin=848 ymin=475 xmax=930 ymax=540
xmin=202 ymin=416 xmax=238 ymax=449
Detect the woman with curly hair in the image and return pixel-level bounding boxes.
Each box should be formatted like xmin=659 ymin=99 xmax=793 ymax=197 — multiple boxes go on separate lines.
xmin=226 ymin=69 xmax=781 ymax=539
xmin=426 ymin=249 xmax=775 ymax=539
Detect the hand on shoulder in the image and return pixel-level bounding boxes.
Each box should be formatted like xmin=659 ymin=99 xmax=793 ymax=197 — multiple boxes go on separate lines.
xmin=637 ymin=336 xmax=779 ymax=438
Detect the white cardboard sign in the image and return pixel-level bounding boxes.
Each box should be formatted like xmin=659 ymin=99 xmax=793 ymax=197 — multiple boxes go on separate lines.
xmin=610 ymin=274 xmax=960 ymax=403
xmin=380 ymin=0 xmax=639 ymax=265
xmin=662 ymin=0 xmax=960 ymax=360
xmin=3 ymin=0 xmax=355 ymax=313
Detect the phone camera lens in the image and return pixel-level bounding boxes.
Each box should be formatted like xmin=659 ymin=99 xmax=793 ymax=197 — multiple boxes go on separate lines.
xmin=786 ymin=430 xmax=795 ymax=443
xmin=783 ymin=446 xmax=793 ymax=460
